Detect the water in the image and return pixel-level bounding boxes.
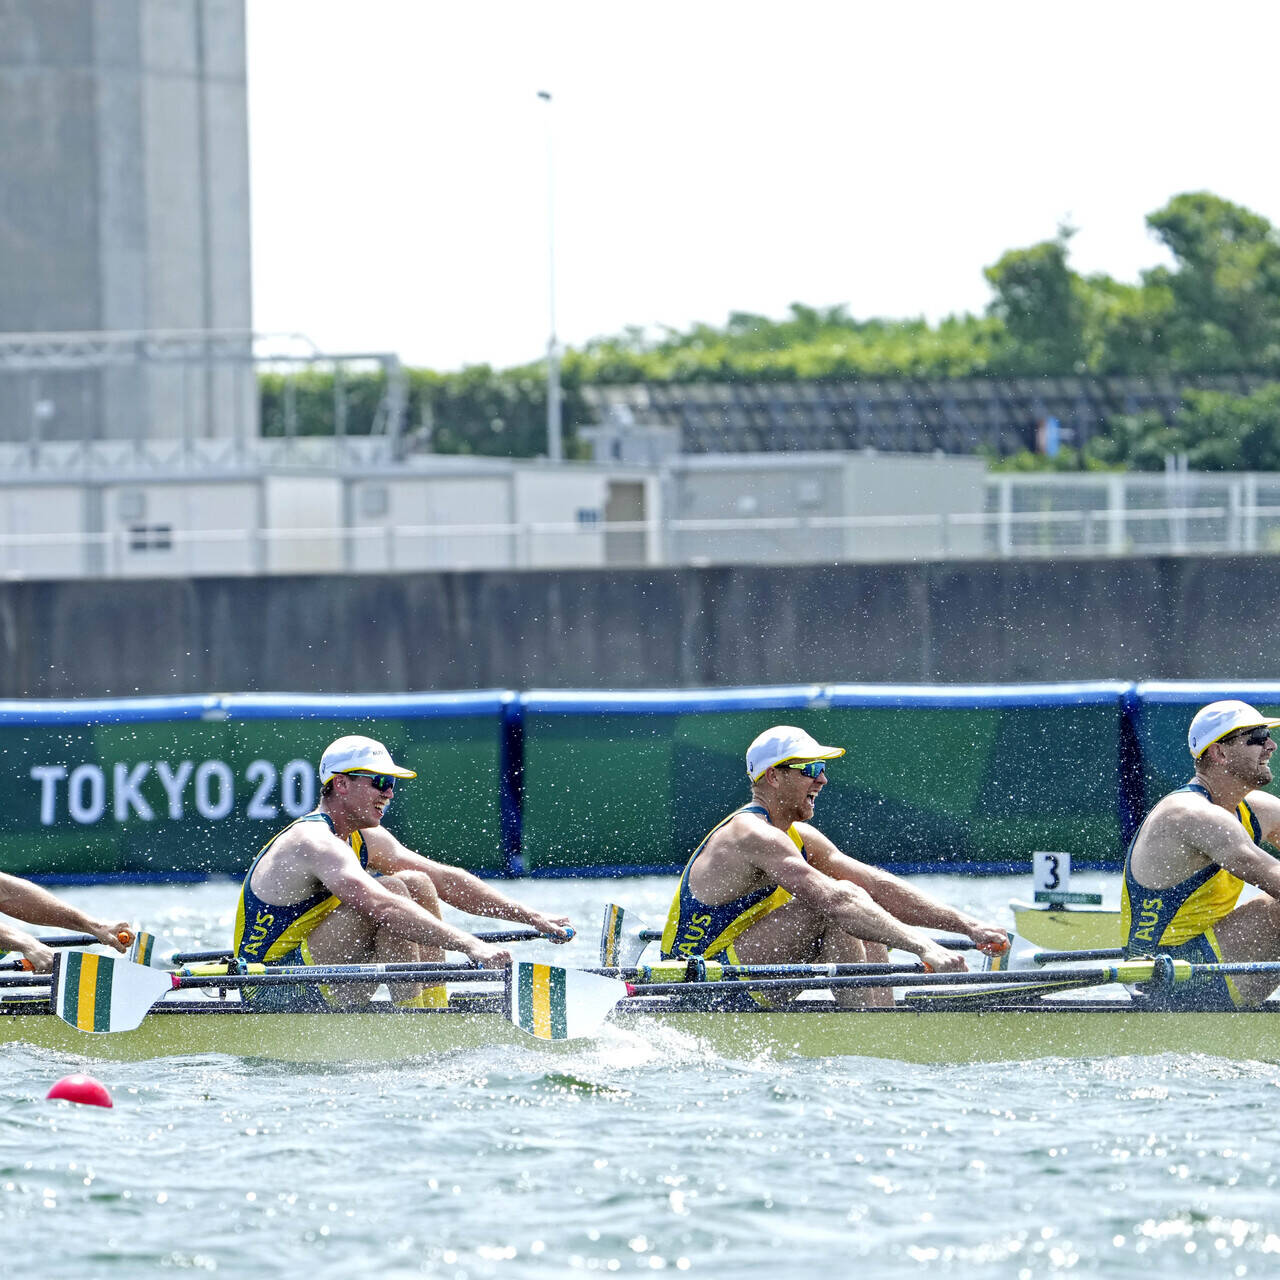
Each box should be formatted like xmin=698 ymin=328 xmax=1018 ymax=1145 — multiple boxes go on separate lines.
xmin=4 ymin=873 xmax=1280 ymax=1278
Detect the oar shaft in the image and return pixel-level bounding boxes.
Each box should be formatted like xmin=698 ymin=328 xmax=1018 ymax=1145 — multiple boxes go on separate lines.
xmin=639 ymin=960 xmax=929 ymax=981
xmin=170 ymin=926 xmax=569 ymax=966
xmin=174 ymin=964 xmax=505 ymax=989
xmin=632 ymin=964 xmax=1122 ymax=997
xmin=1033 ymin=947 xmax=1125 ymax=964
xmin=630 ymin=930 xmax=976 ymax=950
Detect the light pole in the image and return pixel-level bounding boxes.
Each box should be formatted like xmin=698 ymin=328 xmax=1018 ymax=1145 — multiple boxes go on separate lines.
xmin=537 ymin=89 xmax=562 ymax=462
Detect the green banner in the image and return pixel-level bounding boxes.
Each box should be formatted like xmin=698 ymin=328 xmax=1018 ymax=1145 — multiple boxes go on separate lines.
xmin=519 ymin=688 xmax=1130 ymax=873
xmin=0 ymin=697 xmax=509 ymax=878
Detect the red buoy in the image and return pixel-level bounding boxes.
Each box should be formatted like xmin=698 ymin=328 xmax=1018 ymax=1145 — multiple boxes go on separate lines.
xmin=46 ymin=1074 xmax=113 ymax=1108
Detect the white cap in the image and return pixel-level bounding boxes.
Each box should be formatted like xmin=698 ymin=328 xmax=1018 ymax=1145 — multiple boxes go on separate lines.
xmin=1188 ymin=700 xmax=1280 ymax=759
xmin=319 ymin=735 xmax=417 ymax=784
xmin=746 ymin=725 xmax=845 ymax=781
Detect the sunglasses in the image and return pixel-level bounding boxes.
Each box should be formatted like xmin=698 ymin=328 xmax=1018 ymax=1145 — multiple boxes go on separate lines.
xmin=344 ymin=771 xmax=397 ymax=792
xmin=1227 ymin=727 xmax=1272 ymax=748
xmin=781 ymin=760 xmax=827 ymax=778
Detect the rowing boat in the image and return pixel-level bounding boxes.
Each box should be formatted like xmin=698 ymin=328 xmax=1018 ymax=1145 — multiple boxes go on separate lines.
xmin=10 ymin=927 xmax=1280 ymax=1065
xmin=4 ymin=987 xmax=1279 ymax=1065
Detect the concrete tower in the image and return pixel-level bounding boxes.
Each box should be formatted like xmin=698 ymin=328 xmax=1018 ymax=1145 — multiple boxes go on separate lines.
xmin=0 ymin=0 xmax=253 ymax=442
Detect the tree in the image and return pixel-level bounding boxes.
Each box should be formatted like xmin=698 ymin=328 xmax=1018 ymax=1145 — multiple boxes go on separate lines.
xmin=1143 ymin=192 xmax=1280 ymax=371
xmin=983 ymin=229 xmax=1086 ymax=374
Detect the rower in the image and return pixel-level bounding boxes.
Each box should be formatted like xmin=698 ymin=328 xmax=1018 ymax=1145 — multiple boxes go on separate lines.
xmin=659 ymin=725 xmax=1007 ymax=1008
xmin=231 ymin=734 xmax=572 ymax=1009
xmin=1121 ymin=699 xmax=1280 ymax=1008
xmin=0 ymin=872 xmax=131 ymax=973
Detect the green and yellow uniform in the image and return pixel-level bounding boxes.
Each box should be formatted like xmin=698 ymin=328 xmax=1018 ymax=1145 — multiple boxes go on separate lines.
xmin=1121 ymin=780 xmax=1265 ymax=1009
xmin=232 ymin=812 xmax=367 ymax=1010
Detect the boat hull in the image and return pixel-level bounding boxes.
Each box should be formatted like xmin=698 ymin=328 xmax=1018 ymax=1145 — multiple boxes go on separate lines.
xmin=4 ymin=999 xmax=1279 ymax=1065
xmin=1011 ymin=901 xmax=1122 ymax=950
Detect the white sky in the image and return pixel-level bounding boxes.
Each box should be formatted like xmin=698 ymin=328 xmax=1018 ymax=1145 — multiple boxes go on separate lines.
xmin=246 ymin=0 xmax=1280 ymax=372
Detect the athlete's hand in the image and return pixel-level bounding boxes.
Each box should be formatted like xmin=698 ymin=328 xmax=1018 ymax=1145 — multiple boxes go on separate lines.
xmin=528 ymin=912 xmax=573 ymax=943
xmin=919 ymin=940 xmax=967 ymax=974
xmin=90 ymin=921 xmax=132 ymax=953
xmin=966 ymin=923 xmax=1010 ymax=957
xmin=468 ymin=941 xmax=513 ymax=969
xmin=18 ymin=935 xmax=56 ymax=974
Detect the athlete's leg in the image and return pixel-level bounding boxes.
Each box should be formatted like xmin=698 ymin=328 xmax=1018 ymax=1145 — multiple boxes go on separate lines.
xmin=1208 ymin=895 xmax=1280 ymax=1005
xmin=730 ymin=898 xmax=890 ymax=1009
xmin=375 ymin=871 xmax=448 ymax=1005
xmin=306 ymin=877 xmax=434 ymax=1006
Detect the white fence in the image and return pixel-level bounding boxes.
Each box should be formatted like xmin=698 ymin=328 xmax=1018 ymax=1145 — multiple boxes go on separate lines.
xmin=3 ymin=472 xmax=1280 ymax=579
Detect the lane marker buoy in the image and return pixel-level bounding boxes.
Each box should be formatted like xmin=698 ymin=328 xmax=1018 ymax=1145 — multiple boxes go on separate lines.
xmin=46 ymin=1074 xmax=113 ymax=1108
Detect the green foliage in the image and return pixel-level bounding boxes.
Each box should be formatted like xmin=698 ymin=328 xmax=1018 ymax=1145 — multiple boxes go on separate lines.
xmin=256 ymin=192 xmax=1280 ymax=465
xmin=569 ymin=307 xmax=1000 ymax=382
xmin=259 ymin=368 xmax=388 ymax=438
xmin=1143 ymin=192 xmax=1280 ymax=370
xmin=1063 ymin=384 xmax=1280 ymax=472
xmin=984 ymin=228 xmax=1087 ymax=374
xmin=986 ymin=446 xmax=1117 ymax=474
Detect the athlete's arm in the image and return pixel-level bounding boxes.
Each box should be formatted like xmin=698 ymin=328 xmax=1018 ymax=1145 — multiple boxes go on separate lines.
xmin=364 ymin=830 xmax=572 ymax=940
xmin=737 ymin=825 xmax=965 ymax=971
xmin=0 ymin=873 xmax=130 ymax=958
xmin=1165 ymin=796 xmax=1280 ymax=900
xmin=803 ymin=836 xmax=1006 ymax=953
xmin=1245 ymin=790 xmax=1280 ymax=851
xmin=0 ymin=922 xmax=55 ymax=973
xmin=304 ymin=838 xmax=510 ymax=967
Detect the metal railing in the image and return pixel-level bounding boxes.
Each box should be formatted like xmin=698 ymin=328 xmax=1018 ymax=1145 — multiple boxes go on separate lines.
xmin=5 ymin=501 xmax=1280 ymax=580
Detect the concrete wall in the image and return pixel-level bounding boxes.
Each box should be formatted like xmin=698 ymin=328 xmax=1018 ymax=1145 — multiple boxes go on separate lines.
xmin=2 ymin=554 xmax=1278 ymax=698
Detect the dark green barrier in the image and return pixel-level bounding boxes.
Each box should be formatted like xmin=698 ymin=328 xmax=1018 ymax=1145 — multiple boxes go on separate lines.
xmin=517 ymin=687 xmax=825 ymax=874
xmin=0 ymin=693 xmax=512 ymax=879
xmin=819 ymin=684 xmax=1133 ymax=869
xmin=1132 ymin=682 xmax=1280 ymax=815
xmin=518 ymin=683 xmax=1133 ymax=874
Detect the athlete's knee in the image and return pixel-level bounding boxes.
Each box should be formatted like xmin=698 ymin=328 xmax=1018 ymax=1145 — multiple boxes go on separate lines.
xmin=817 ymin=929 xmax=870 ymax=963
xmin=386 ymin=869 xmax=440 ymax=912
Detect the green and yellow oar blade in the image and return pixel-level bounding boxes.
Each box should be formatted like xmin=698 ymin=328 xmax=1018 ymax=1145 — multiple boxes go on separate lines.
xmin=507 ymin=962 xmax=627 ymax=1041
xmin=598 ymin=903 xmax=659 ymax=968
xmin=128 ymin=931 xmax=157 ymax=967
xmin=54 ymin=952 xmax=175 ymax=1033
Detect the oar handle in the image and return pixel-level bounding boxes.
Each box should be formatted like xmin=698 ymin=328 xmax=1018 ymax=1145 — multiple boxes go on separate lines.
xmin=5 ymin=928 xmax=138 ymax=970
xmin=24 ymin=930 xmax=134 ymax=950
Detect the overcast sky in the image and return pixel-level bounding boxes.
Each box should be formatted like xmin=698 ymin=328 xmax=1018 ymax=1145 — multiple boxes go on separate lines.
xmin=245 ymin=0 xmax=1280 ymax=372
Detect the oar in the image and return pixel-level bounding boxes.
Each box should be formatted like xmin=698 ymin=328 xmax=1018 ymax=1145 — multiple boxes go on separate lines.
xmin=165 ymin=955 xmax=946 ymax=988
xmin=169 ymin=925 xmax=574 ymax=967
xmin=52 ymin=950 xmax=176 ymax=1033
xmin=987 ymin=930 xmax=1127 ymax=972
xmin=599 ymin=904 xmax=661 ymax=967
xmin=598 ymin=902 xmax=996 ymax=969
xmin=34 ymin=930 xmax=134 ymax=949
xmin=624 ymin=957 xmax=1204 ymax=999
xmin=1030 ymin=947 xmax=1125 ymax=965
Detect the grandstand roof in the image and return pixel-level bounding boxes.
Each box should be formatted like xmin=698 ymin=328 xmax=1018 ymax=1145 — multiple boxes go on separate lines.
xmin=580 ymin=373 xmax=1270 ymax=455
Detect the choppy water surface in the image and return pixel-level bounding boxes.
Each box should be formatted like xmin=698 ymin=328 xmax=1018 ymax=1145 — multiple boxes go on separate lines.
xmin=4 ymin=874 xmax=1280 ymax=1278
